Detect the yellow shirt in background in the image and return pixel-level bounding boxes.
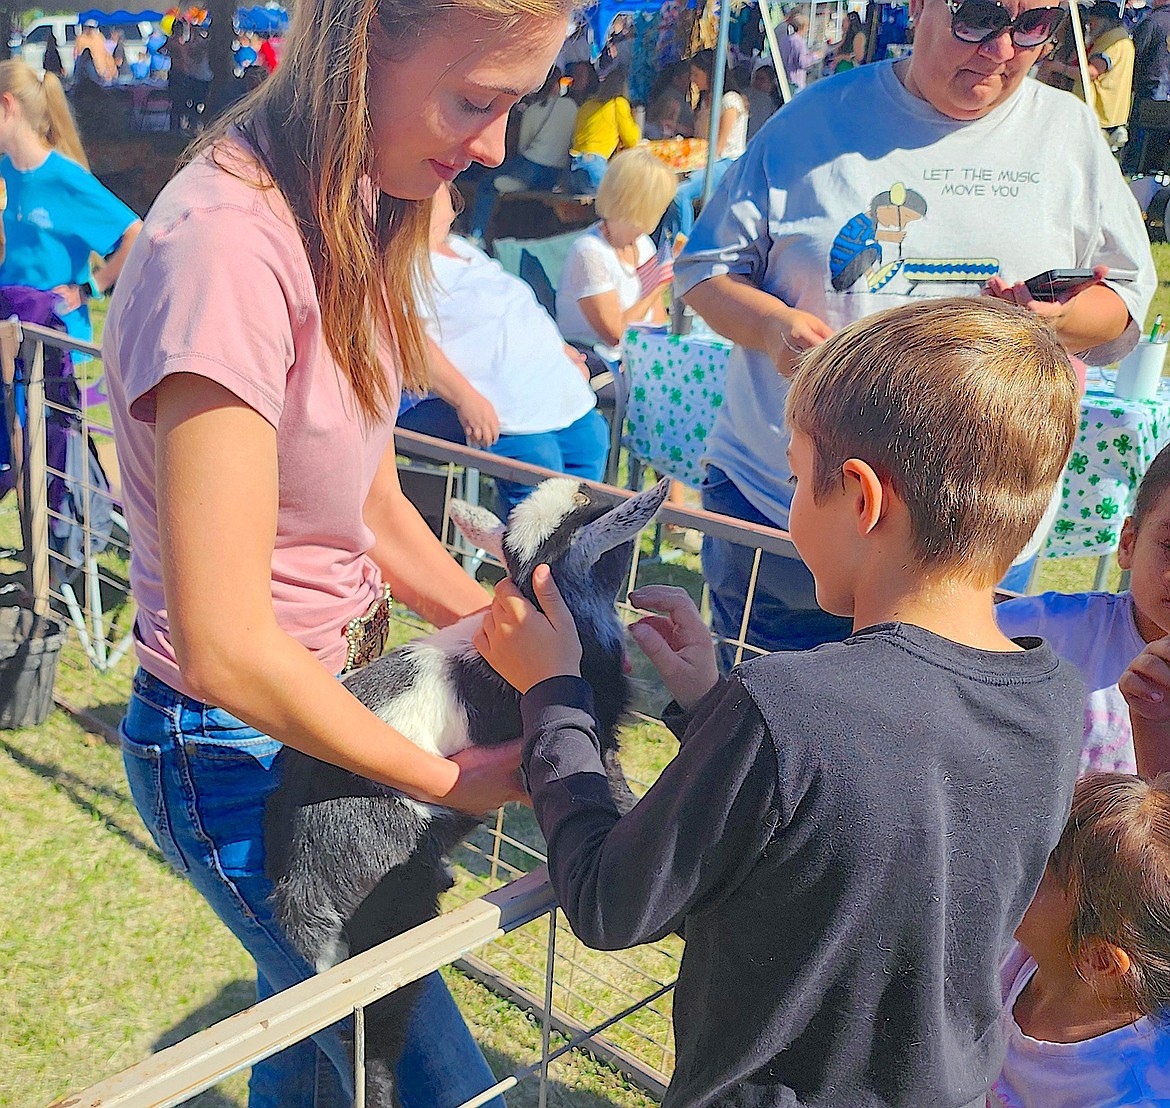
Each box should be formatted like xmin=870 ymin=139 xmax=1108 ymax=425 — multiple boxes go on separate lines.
xmin=1075 ymin=24 xmax=1135 ymax=129
xmin=571 ymin=96 xmax=641 ymax=158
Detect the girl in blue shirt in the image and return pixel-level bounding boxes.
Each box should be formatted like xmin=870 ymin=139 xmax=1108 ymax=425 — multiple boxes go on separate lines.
xmin=0 ymin=60 xmax=141 ymax=342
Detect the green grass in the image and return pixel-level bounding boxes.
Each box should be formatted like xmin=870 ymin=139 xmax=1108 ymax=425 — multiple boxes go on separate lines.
xmin=0 ymin=470 xmax=1126 ymax=1106
xmin=0 ymin=708 xmax=255 ymax=1105
xmin=1146 ymin=243 xmax=1170 ymax=333
xmin=0 ymin=704 xmax=663 ymax=1107
xmin=0 ymin=587 xmax=664 ymax=1105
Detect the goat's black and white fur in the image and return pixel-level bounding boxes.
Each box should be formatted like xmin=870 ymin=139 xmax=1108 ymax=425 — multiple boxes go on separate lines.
xmin=264 ymin=476 xmax=670 ymax=1105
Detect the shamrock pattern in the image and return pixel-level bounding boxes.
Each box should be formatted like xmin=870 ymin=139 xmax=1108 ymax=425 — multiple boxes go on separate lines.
xmin=623 ymin=348 xmax=1170 ymax=552
xmin=1046 ymin=383 xmax=1170 ymax=558
xmin=623 ymin=330 xmax=731 ymax=488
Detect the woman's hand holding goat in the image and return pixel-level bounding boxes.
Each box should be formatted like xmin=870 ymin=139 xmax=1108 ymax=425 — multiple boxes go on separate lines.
xmin=443 ymin=741 xmax=531 ymax=812
xmin=475 ymin=565 xmax=584 ymax=693
xmin=628 ymin=585 xmax=719 ymax=711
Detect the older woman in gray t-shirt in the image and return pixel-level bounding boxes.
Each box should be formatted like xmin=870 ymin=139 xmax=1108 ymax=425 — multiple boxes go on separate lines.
xmin=676 ymin=0 xmax=1155 ymax=662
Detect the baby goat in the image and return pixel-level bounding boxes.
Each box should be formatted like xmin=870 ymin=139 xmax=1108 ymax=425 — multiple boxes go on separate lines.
xmin=264 ymin=476 xmax=670 ymax=1105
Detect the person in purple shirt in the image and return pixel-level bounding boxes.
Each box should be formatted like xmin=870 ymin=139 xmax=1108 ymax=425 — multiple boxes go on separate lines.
xmin=776 ymin=11 xmax=822 ymax=91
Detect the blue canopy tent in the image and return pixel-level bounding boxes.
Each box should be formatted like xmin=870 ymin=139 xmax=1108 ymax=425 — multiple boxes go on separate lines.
xmin=583 ymin=0 xmax=702 ymax=46
xmin=77 ymin=7 xmax=165 ymax=22
xmin=75 ymin=5 xmax=289 ymax=32
xmin=236 ymin=5 xmax=288 ymax=32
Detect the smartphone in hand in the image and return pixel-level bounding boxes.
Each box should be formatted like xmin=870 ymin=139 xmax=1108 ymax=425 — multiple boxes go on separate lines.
xmin=1024 ymin=268 xmax=1102 ymax=302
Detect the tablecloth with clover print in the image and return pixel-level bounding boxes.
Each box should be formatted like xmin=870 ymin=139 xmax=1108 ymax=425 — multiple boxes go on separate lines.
xmin=622 ymin=328 xmax=730 ymax=489
xmin=1044 ymin=382 xmax=1170 ymax=558
xmin=622 ymin=332 xmax=1170 ymax=556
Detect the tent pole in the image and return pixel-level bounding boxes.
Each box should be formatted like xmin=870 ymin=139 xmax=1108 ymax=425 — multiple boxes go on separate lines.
xmin=700 ymin=0 xmax=734 ymax=206
xmin=1064 ymin=0 xmax=1093 ymax=104
xmin=206 ymin=0 xmax=235 ymax=117
xmin=758 ymin=0 xmax=793 ymax=104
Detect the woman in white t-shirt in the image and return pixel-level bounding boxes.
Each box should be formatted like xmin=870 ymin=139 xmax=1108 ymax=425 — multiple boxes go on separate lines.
xmin=401 ymin=184 xmax=609 ymax=516
xmin=667 ymin=50 xmax=750 ymax=241
xmin=555 ymin=147 xmax=678 ymax=362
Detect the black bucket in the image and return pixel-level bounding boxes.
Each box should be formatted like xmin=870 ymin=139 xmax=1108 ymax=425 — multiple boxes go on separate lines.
xmin=0 ymin=607 xmax=64 ymax=729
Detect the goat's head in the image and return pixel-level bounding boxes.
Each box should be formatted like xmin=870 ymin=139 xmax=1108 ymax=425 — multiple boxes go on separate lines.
xmin=450 ymin=477 xmax=671 ymax=645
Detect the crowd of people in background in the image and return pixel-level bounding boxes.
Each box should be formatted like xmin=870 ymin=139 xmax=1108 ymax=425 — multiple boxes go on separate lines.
xmin=26 ymin=12 xmax=285 ymax=135
xmin=461 ymin=0 xmax=1170 ymax=247
xmin=461 ymin=4 xmax=881 ymax=246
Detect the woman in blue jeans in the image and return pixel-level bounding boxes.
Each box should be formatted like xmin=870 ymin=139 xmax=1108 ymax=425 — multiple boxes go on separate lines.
xmin=103 ymin=0 xmax=573 ymax=1104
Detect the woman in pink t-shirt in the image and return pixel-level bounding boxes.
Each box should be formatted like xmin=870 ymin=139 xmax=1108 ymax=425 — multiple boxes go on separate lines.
xmin=104 ymin=0 xmax=571 ymax=1103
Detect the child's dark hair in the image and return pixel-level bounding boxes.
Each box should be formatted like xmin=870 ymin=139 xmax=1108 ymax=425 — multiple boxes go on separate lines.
xmin=1048 ymin=772 xmax=1170 ymax=1020
xmin=1132 ymin=442 xmax=1170 ymax=530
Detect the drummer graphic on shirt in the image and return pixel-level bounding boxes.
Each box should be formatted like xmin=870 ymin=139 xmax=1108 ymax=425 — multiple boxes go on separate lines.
xmin=828 ymin=182 xmax=998 ymax=294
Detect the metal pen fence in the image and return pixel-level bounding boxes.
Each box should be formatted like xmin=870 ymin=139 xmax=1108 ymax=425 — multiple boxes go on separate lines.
xmin=1 ymin=320 xmax=806 ymax=1106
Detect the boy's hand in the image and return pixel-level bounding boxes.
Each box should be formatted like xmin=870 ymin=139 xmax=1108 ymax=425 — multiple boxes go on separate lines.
xmin=628 ymin=585 xmax=718 ymax=711
xmin=473 ymin=565 xmax=582 ymax=694
xmin=1121 ymin=636 xmax=1170 ymax=723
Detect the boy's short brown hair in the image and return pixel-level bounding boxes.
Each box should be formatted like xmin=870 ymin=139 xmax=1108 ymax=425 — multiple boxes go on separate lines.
xmin=786 ymin=297 xmax=1078 ymax=584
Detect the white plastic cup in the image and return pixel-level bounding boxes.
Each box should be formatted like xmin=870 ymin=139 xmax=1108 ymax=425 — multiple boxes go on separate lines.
xmin=1114 ymin=338 xmax=1169 ymax=401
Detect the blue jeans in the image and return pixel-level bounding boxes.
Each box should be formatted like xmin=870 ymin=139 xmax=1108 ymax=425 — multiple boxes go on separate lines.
xmin=398 ymin=401 xmax=609 ymax=519
xmin=701 ymin=466 xmax=852 ymax=670
xmin=487 ymin=409 xmax=609 ymax=517
xmin=469 ymin=155 xmax=562 ymax=238
xmin=566 ymin=152 xmax=608 ymax=193
xmin=119 ymin=667 xmax=505 ymax=1108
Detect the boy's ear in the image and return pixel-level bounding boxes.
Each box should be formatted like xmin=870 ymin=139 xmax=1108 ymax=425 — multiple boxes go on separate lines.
xmin=1118 ymin=516 xmax=1136 ymax=572
xmin=841 ymin=458 xmax=885 ymax=536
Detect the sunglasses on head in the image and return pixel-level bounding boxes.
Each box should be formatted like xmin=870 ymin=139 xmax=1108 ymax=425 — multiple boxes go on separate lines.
xmin=945 ymin=0 xmax=1066 ymax=47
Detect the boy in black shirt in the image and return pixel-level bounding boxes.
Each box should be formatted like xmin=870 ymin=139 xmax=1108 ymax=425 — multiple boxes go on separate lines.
xmin=475 ymin=297 xmax=1085 ymax=1108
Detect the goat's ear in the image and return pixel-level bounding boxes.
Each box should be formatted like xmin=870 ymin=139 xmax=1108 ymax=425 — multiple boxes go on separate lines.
xmin=449 ymin=499 xmax=506 ymax=561
xmin=572 ymin=477 xmax=672 ymax=563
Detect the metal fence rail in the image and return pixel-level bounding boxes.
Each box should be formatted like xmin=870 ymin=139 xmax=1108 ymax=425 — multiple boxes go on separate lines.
xmin=0 ymin=319 xmax=132 ymax=677
xmin=51 ymin=871 xmax=560 ymax=1107
xmin=4 ymin=322 xmax=808 ymax=1104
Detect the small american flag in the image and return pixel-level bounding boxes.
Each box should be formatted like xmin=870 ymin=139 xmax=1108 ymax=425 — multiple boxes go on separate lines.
xmin=636 ymin=236 xmax=674 ymax=297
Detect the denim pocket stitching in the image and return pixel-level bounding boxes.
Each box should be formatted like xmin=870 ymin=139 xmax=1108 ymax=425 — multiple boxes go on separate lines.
xmin=119 ymin=736 xmax=161 ymax=762
xmin=181 ymin=740 xmax=283 ymax=762
xmin=172 ymin=741 xmax=268 ymax=921
xmin=120 ymin=731 xmax=190 ymax=874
